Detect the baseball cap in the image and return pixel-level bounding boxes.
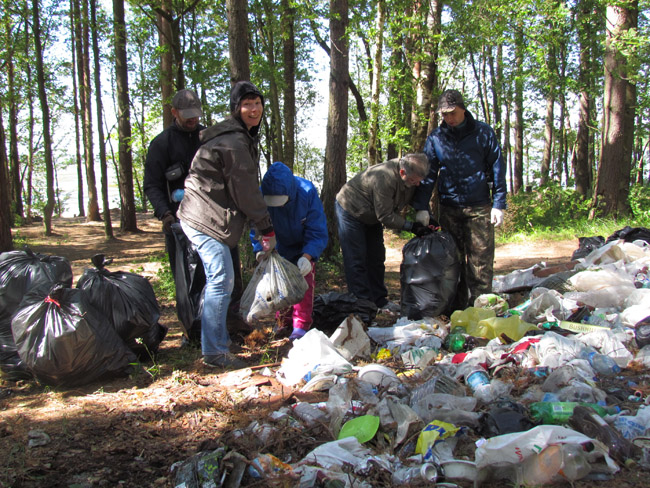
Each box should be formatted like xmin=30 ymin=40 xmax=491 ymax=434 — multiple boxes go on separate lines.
xmin=172 ymin=89 xmax=202 ymax=119
xmin=437 ymin=89 xmax=466 ymax=113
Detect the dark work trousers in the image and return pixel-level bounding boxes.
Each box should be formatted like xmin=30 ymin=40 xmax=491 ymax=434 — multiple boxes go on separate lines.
xmin=335 ymin=201 xmax=388 ymax=308
xmin=439 ymin=204 xmax=494 ymax=310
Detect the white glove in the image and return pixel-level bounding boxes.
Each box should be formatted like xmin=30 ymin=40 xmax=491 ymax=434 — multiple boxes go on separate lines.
xmin=297 ymin=257 xmax=312 ymax=276
xmin=491 ymin=208 xmax=504 ymax=227
xmin=415 ymin=210 xmax=430 ymax=226
xmin=255 ymin=251 xmax=267 ymax=262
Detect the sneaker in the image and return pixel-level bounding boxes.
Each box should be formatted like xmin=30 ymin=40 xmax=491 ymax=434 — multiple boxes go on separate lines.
xmin=379 ymin=301 xmax=401 ymax=314
xmin=202 ymin=353 xmax=247 ymax=370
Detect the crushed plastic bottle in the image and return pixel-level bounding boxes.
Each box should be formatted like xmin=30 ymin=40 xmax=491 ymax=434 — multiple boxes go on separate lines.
xmin=292 ymin=402 xmax=329 ymax=427
xmin=529 ymin=401 xmax=618 ymax=425
xmin=580 ymin=349 xmax=621 ymax=376
xmin=517 ymin=443 xmax=592 ymax=485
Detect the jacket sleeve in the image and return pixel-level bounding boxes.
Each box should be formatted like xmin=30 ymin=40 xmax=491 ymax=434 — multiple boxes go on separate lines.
xmin=486 ymin=129 xmax=507 ymax=210
xmin=412 ymin=135 xmax=440 ymax=211
xmin=144 ymin=135 xmax=173 ymax=219
xmin=249 ymin=228 xmax=263 ymax=254
xmin=301 ymin=188 xmax=329 ymax=261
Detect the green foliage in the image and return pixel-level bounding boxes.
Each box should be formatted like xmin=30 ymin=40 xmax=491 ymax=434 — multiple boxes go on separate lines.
xmin=151 ymin=259 xmax=176 ymax=303
xmin=500 ymin=183 xmax=650 ymax=243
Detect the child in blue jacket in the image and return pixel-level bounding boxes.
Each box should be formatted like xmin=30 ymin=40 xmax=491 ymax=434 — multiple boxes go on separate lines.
xmin=251 ymin=162 xmax=328 ymax=340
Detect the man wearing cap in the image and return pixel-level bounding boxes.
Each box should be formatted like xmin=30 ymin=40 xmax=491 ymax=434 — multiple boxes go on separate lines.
xmin=144 ymin=89 xmax=204 ymax=275
xmin=178 ymin=81 xmax=275 ymax=369
xmin=335 ymin=153 xmax=431 ymax=313
xmin=250 ymin=161 xmax=328 ymax=341
xmin=413 ymin=89 xmax=507 ymax=310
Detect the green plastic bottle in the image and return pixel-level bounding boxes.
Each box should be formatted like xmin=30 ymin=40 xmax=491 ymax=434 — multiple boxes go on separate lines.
xmin=529 ymin=402 xmax=618 ymax=425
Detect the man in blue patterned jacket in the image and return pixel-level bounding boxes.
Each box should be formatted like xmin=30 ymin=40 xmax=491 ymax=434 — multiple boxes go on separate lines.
xmin=413 ymin=89 xmax=507 ymax=310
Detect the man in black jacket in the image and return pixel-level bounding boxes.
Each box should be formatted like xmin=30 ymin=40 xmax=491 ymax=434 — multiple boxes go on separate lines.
xmin=144 ymin=89 xmax=205 ymax=279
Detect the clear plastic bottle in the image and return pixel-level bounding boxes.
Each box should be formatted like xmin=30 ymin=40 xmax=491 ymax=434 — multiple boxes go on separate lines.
xmin=580 ymin=349 xmax=621 ymax=376
xmin=517 ymin=443 xmax=591 ymax=485
xmin=392 ymin=463 xmax=438 ymax=484
xmin=292 ymin=402 xmax=328 ymax=426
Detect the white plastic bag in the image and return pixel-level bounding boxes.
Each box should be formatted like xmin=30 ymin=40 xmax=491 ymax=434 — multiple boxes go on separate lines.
xmin=239 ymin=251 xmax=308 ymax=323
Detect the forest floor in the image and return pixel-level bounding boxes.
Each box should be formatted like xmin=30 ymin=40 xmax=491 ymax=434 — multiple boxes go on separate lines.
xmin=1 ymin=212 xmax=647 ymax=487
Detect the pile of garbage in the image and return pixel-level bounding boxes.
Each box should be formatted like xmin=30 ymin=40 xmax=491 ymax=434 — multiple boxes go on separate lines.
xmin=172 ymin=228 xmax=650 ymax=487
xmin=0 ymin=249 xmax=166 ymax=386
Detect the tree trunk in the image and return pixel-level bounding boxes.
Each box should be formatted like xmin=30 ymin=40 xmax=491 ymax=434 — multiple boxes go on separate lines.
xmin=80 ymin=0 xmax=101 ymax=221
xmin=4 ymin=18 xmax=23 ymax=222
xmin=113 ymin=0 xmax=138 ymax=231
xmin=540 ymin=95 xmax=554 ymax=186
xmin=31 ymin=0 xmax=55 ymax=235
xmin=321 ymin=0 xmax=348 ymax=257
xmin=68 ymin=0 xmax=85 ymax=217
xmin=281 ymin=0 xmax=295 ymax=170
xmin=226 ymin=0 xmax=250 ymax=84
xmin=157 ymin=0 xmax=174 ymax=128
xmin=0 ymin=107 xmax=13 ymax=252
xmin=367 ymin=0 xmax=385 ymax=167
xmin=513 ymin=25 xmax=524 ymax=194
xmin=91 ymin=0 xmax=113 ymax=239
xmin=574 ymin=0 xmax=593 ymax=197
xmin=593 ymin=2 xmax=637 ymax=219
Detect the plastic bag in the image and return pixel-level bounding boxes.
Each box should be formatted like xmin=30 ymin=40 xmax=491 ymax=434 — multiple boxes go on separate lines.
xmin=571 ymin=236 xmax=605 ymax=260
xmin=239 ymin=251 xmax=308 ymax=323
xmin=312 ymin=292 xmax=378 ymax=332
xmin=76 ymin=254 xmax=167 ymax=357
xmin=400 ymin=231 xmax=460 ymax=319
xmin=171 ymin=223 xmax=205 ymax=340
xmin=0 ymin=248 xmax=72 ymax=378
xmin=12 ymin=283 xmax=136 ymax=387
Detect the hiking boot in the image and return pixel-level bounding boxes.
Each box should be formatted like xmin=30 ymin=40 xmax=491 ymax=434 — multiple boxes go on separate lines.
xmin=202 ymin=353 xmax=247 ymax=370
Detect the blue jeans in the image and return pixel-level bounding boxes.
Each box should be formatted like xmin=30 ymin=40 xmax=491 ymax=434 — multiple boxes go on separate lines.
xmin=335 ymin=201 xmax=387 ymax=308
xmin=180 ymin=221 xmax=233 ymax=355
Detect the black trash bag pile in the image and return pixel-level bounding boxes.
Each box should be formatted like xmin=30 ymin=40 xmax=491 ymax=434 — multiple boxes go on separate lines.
xmin=312 ymin=292 xmax=378 ymax=333
xmin=606 ymin=226 xmax=650 ymax=245
xmin=0 ymin=248 xmax=73 ymax=379
xmin=400 ymin=230 xmax=461 ymax=319
xmin=571 ymin=236 xmax=605 ymax=260
xmin=77 ymin=254 xmax=167 ymax=358
xmin=172 ymin=223 xmax=205 ymax=341
xmin=12 ymin=283 xmax=137 ymax=388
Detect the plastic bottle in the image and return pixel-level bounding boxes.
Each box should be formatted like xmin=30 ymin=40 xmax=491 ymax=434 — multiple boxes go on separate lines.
xmin=392 ymin=463 xmax=438 ymax=484
xmin=529 ymin=401 xmax=618 ymax=425
xmin=634 ymin=271 xmax=650 ymax=289
xmin=445 ymin=326 xmax=466 ymax=352
xmin=568 ymin=405 xmax=640 ymax=466
xmin=580 ymin=349 xmax=621 ymax=376
xmin=517 ymin=443 xmax=591 ymax=485
xmin=464 ymin=367 xmax=490 ymax=392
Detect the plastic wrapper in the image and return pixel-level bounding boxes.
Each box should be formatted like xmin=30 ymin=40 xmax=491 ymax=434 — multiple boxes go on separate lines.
xmin=76 ymin=254 xmax=166 ymax=357
xmin=11 ymin=284 xmax=136 ymax=387
xmin=239 ymin=250 xmax=308 ymax=323
xmin=0 ymin=248 xmax=72 ymax=377
xmin=400 ymin=231 xmax=460 ymax=319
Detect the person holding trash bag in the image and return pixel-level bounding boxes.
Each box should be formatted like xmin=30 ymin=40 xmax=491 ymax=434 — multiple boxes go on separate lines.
xmin=335 ymin=153 xmax=431 ymax=313
xmin=144 ymin=89 xmax=205 ymax=280
xmin=413 ymin=89 xmax=507 ymax=310
xmin=251 ymin=162 xmax=328 ymax=341
xmin=178 ymin=81 xmax=275 ymax=370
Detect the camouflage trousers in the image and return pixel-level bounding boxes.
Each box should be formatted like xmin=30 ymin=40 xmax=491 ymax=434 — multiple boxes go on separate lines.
xmin=439 ymin=204 xmax=494 ymax=310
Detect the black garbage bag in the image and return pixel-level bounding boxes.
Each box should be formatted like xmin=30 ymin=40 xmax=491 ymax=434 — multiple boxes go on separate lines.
xmin=312 ymin=292 xmax=377 ymax=333
xmin=400 ymin=231 xmax=460 ymax=319
xmin=571 ymin=236 xmax=605 ymax=260
xmin=0 ymin=247 xmax=73 ymax=379
xmin=12 ymin=283 xmax=136 ymax=388
xmin=606 ymin=226 xmax=650 ymax=245
xmin=76 ymin=254 xmax=167 ymax=358
xmin=172 ymin=223 xmax=205 ymax=341
xmin=479 ymin=400 xmax=536 ymax=437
